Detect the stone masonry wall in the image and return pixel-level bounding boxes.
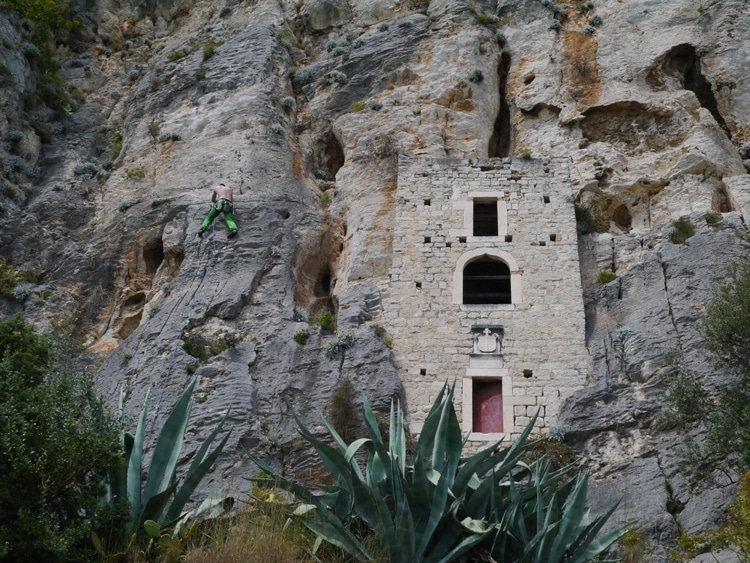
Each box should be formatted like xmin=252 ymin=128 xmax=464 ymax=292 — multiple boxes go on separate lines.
xmin=385 ymin=156 xmax=588 ymax=442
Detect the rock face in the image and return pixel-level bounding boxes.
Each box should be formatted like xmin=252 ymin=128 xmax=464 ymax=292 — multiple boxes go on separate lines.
xmin=2 ymin=0 xmax=750 ymax=554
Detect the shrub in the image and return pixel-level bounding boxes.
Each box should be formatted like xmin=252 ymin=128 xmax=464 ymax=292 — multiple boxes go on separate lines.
xmin=518 ymin=147 xmax=532 ymax=159
xmin=203 ymin=38 xmax=223 ymax=61
xmin=597 ymin=270 xmax=617 ymax=284
xmin=293 ymin=330 xmax=310 ymax=345
xmin=21 ymin=41 xmax=41 ymax=58
xmin=330 ymin=45 xmax=348 ymax=57
xmin=326 ymin=377 xmax=356 ymax=442
xmin=349 ymin=100 xmax=366 ymax=112
xmin=280 ymin=96 xmax=296 ymax=109
xmin=185 ymin=362 xmax=198 ymax=374
xmin=0 ymin=315 xmax=123 ymax=561
xmin=321 ymin=329 xmax=356 ymax=359
xmin=320 ymin=190 xmax=332 ymax=207
xmin=495 ymin=29 xmax=506 ymax=46
xmin=670 ymin=216 xmax=695 ymax=244
xmin=123 ymin=167 xmax=145 ymax=180
xmin=292 ymin=66 xmax=316 ymax=85
xmin=705 ymin=211 xmax=723 ymax=225
xmin=575 ymin=204 xmax=609 ymax=234
xmin=311 ymin=310 xmax=335 ymax=330
xmin=352 ymin=37 xmax=365 ymax=49
xmin=2 ymin=155 xmax=26 ymax=181
xmin=158 ymin=131 xmax=181 ymax=143
xmin=468 ymin=68 xmax=484 ymax=82
xmin=292 ymin=306 xmax=308 ymax=322
xmin=327 ymin=70 xmax=348 ymax=86
xmin=195 ymin=69 xmax=206 ymax=80
xmin=270 ymin=123 xmax=284 ymax=135
xmin=7 ymin=130 xmax=23 ymax=144
xmin=378 ymin=22 xmax=389 ymax=31
xmin=475 ymin=14 xmax=495 ymax=25
xmin=74 ymin=161 xmax=100 ymax=178
xmin=247 ymin=382 xmax=629 ymax=562
xmin=588 ymin=14 xmax=603 ymax=26
xmin=372 ymin=324 xmax=393 ymax=348
xmin=368 ymin=99 xmax=383 ymax=111
xmin=167 ymin=49 xmax=186 ymax=62
xmin=583 ymin=24 xmax=595 ymax=34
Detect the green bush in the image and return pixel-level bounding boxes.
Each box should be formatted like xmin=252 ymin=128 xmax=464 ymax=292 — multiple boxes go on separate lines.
xmin=247 ymin=382 xmax=629 ymax=562
xmin=123 ymin=167 xmax=145 ymax=180
xmin=575 ymin=204 xmax=609 ymax=234
xmin=167 ymin=49 xmax=186 ymax=62
xmin=670 ymin=216 xmax=695 ymax=244
xmin=0 ymin=258 xmax=39 ymax=298
xmin=349 ymin=100 xmax=366 ymax=112
xmin=704 ymin=211 xmax=723 ymax=225
xmin=596 ymin=270 xmax=618 ymax=284
xmin=293 ymin=329 xmax=310 ymax=345
xmin=311 ymin=310 xmax=335 ymax=330
xmin=203 ymin=38 xmax=223 ymax=60
xmin=0 ymin=315 xmax=124 ymax=561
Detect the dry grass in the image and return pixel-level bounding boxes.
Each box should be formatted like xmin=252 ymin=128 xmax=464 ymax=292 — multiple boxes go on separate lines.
xmin=183 ymin=503 xmax=315 ymax=563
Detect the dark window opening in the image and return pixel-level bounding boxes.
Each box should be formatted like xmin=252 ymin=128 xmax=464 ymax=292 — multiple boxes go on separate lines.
xmin=463 ymin=259 xmax=511 ymax=304
xmin=538 ymin=241 xmax=546 ymax=246
xmin=473 ymin=380 xmax=503 ymax=433
xmin=549 ymin=234 xmax=558 ymax=242
xmin=473 ymin=200 xmax=498 ymax=236
xmin=420 ymin=368 xmax=427 ymax=375
xmin=505 ymin=235 xmax=513 ymax=243
xmin=459 ymin=237 xmax=467 ymax=244
xmin=523 ymin=369 xmax=533 ymax=378
xmin=424 ymin=199 xmax=431 ymax=206
xmin=415 ymin=281 xmax=422 ymax=289
xmin=543 ymin=195 xmax=550 ymax=204
xmin=424 ymin=236 xmax=431 ymax=243
xmin=446 ymin=242 xmax=452 ymax=248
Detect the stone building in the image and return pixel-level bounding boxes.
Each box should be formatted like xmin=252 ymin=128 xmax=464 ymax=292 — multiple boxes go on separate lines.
xmin=385 ymin=156 xmax=588 ymax=441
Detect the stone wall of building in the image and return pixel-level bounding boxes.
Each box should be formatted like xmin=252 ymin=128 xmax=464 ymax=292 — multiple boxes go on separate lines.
xmin=384 ymin=156 xmax=588 ymax=441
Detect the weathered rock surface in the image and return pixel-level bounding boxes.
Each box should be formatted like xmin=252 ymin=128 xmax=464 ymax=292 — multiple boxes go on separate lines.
xmin=2 ymin=0 xmax=750 ymax=555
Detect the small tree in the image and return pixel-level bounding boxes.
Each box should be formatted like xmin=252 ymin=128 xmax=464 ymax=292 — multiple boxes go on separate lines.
xmin=0 ymin=315 xmax=123 ymax=561
xmin=700 ymin=258 xmax=750 ymax=470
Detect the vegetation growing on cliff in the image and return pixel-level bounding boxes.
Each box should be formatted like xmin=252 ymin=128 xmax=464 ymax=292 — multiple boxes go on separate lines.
xmin=0 ymin=315 xmax=124 ymax=561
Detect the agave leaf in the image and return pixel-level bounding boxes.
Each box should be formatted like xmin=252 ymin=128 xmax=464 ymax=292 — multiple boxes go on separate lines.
xmin=164 ymin=420 xmax=233 ymax=523
xmin=547 ymin=474 xmax=590 ymax=561
xmin=139 ymin=481 xmax=179 ymax=528
xmin=431 ymin=381 xmax=462 ymax=482
xmin=142 ymin=378 xmax=197 ymax=505
xmin=128 ymin=387 xmax=151 ymax=532
xmin=297 ymin=496 xmax=372 ymax=561
xmin=389 ymin=400 xmax=407 ymax=474
xmin=415 ymin=382 xmax=449 ymax=463
xmin=415 ymin=466 xmax=452 ymax=559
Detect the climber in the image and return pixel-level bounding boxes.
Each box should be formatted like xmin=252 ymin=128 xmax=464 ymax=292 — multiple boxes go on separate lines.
xmin=198 ymin=183 xmax=238 ymax=238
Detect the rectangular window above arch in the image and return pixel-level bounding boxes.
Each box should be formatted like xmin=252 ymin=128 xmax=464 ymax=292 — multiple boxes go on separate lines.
xmin=473 ymin=199 xmax=498 ymax=236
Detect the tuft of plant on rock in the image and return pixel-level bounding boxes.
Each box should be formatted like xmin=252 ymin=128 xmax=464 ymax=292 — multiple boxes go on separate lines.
xmin=247 ymin=382 xmax=629 ymax=562
xmin=596 ymin=270 xmax=617 ymax=284
xmin=670 ymin=216 xmax=695 ymax=244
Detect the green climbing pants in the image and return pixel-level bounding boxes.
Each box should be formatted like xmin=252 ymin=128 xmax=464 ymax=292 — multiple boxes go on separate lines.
xmin=201 ymin=200 xmax=237 ymax=232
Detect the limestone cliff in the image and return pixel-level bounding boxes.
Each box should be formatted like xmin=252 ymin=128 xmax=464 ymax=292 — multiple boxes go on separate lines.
xmin=1 ymin=0 xmax=749 ymax=557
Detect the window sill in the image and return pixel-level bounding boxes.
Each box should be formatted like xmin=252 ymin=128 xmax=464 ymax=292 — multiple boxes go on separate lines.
xmin=459 ymin=304 xmax=515 ymax=311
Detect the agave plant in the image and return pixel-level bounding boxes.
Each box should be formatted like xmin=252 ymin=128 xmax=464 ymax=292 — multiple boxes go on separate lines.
xmin=101 ymin=376 xmax=232 ymax=544
xmin=248 ymin=381 xmax=629 ymax=562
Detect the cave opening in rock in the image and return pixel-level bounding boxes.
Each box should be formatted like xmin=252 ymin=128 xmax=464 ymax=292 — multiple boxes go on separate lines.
xmin=315 ymin=130 xmax=345 ymax=182
xmin=488 ymin=53 xmax=512 ymax=158
xmin=143 ymin=239 xmax=164 ymax=275
xmin=667 ymin=44 xmax=731 ymax=139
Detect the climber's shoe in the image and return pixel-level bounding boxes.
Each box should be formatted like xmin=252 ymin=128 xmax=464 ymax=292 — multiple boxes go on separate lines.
xmin=228 ymin=230 xmax=238 ymax=239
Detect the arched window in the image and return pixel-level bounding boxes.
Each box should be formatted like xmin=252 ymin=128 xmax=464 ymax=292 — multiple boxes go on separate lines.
xmin=463 ymin=257 xmax=511 ymax=304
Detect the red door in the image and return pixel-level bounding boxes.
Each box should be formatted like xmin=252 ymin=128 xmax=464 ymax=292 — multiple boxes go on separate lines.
xmin=473 ymin=380 xmax=504 ymax=433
